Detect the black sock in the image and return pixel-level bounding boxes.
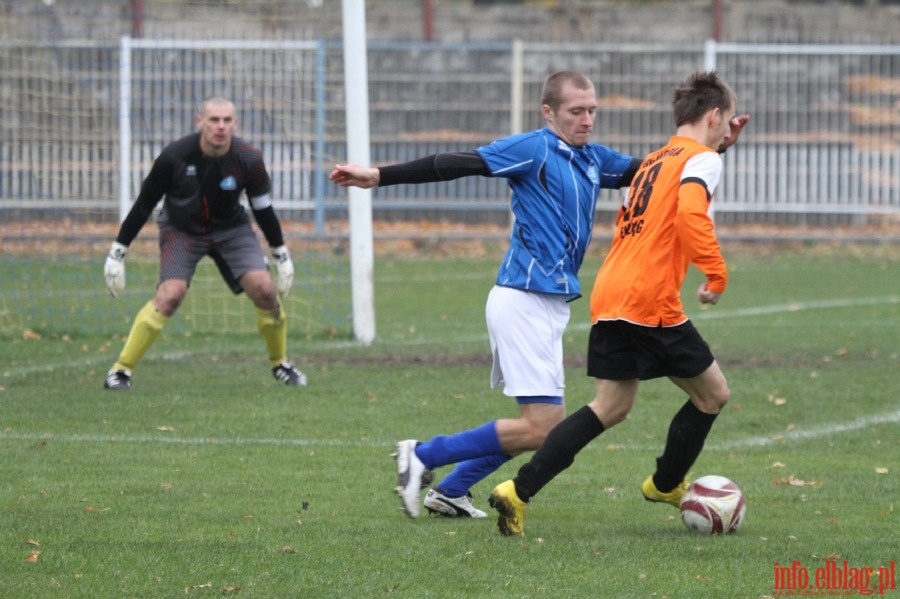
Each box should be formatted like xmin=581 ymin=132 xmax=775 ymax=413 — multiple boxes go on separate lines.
xmin=653 ymin=400 xmax=718 ymax=492
xmin=513 ymin=405 xmax=605 ymax=502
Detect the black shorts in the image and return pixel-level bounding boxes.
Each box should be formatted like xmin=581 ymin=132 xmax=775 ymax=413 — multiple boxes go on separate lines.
xmin=586 ymin=320 xmax=715 ymax=381
xmin=158 ymin=223 xmax=267 ymax=295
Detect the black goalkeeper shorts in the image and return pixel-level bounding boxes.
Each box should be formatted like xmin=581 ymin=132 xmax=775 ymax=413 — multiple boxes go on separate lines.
xmin=157 ymin=223 xmax=267 ymax=295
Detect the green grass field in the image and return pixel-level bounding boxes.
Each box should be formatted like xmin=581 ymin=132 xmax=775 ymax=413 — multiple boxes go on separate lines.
xmin=2 ymin=243 xmax=898 ymax=598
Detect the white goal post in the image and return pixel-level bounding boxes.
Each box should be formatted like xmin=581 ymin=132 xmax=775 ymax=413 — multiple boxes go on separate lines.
xmin=341 ymin=0 xmax=376 ymax=345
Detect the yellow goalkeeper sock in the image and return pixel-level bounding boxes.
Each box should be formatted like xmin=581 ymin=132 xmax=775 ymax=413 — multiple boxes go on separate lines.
xmin=257 ymin=304 xmax=288 ymax=366
xmin=113 ymin=301 xmax=169 ymax=372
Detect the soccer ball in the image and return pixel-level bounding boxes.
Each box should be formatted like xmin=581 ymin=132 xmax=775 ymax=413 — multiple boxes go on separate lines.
xmin=679 ymin=475 xmax=746 ymax=535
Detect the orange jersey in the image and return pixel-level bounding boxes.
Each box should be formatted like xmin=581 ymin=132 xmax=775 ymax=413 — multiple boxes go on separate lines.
xmin=590 ymin=136 xmax=728 ymax=326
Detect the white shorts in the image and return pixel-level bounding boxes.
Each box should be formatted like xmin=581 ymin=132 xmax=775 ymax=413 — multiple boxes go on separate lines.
xmin=485 ymin=285 xmax=570 ymax=398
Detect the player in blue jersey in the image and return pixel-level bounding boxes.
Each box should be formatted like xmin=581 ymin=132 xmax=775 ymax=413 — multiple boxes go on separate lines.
xmin=102 ymin=97 xmax=307 ymax=390
xmin=331 ymin=71 xmax=640 ymax=518
xmin=331 ymin=70 xmax=744 ymax=519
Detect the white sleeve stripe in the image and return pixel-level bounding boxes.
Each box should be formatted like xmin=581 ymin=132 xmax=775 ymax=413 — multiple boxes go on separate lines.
xmin=681 ymin=152 xmax=723 ymax=195
xmin=249 ymin=193 xmax=273 ymax=210
xmin=492 ymin=159 xmax=533 ymax=175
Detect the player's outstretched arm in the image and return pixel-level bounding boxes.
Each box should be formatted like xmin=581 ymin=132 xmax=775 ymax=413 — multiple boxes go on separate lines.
xmin=329 ymin=164 xmax=380 ymax=189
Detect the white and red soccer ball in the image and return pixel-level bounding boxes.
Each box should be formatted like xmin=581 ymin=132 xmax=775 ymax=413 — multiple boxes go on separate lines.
xmin=679 ymin=475 xmax=746 ymax=535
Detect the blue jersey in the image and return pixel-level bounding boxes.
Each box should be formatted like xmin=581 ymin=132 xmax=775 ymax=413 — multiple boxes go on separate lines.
xmin=477 ymin=128 xmax=635 ymax=300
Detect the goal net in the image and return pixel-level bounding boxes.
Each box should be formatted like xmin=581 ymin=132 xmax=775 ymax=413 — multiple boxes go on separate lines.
xmin=0 ymin=36 xmax=351 ymax=339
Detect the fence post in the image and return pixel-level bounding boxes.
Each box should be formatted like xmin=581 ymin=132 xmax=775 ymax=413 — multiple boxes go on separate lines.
xmin=118 ymin=35 xmax=133 ymax=223
xmin=314 ymin=39 xmax=327 ymax=237
xmin=509 ymin=38 xmax=524 ymax=230
xmin=704 ymin=38 xmax=718 ymax=221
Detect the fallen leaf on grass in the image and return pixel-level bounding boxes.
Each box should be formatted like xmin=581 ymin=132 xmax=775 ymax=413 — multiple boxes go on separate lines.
xmin=23 ymin=329 xmax=41 ymax=340
xmin=86 ymin=506 xmax=110 ymax=512
xmin=767 ymin=393 xmax=787 ymax=406
xmin=281 ymin=546 xmax=295 ymax=553
xmin=26 ymin=551 xmax=40 ymax=562
xmin=818 ymin=552 xmax=841 ymax=561
xmin=25 ymin=538 xmax=40 ymax=546
xmin=156 ymin=426 xmax=175 ymax=432
xmin=774 ymin=475 xmax=821 ymax=487
xmin=222 ymin=586 xmax=241 ymax=593
xmin=875 ymin=467 xmax=889 ymax=474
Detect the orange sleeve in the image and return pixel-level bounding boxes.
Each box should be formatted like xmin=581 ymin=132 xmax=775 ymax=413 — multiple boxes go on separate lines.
xmin=675 ymin=181 xmax=728 ymax=294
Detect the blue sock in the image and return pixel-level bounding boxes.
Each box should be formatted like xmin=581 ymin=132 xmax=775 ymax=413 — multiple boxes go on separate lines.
xmin=436 ymin=453 xmax=513 ymax=498
xmin=415 ymin=421 xmax=503 ymax=470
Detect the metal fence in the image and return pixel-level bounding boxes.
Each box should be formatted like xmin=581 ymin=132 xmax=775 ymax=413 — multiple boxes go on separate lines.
xmin=1 ymin=39 xmax=898 ymax=229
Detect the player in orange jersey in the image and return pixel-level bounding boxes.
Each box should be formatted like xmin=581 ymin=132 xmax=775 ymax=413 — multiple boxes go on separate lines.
xmin=490 ymin=71 xmax=750 ymax=536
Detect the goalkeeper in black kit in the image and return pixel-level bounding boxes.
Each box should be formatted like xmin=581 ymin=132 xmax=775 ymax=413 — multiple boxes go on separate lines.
xmin=102 ymin=97 xmax=307 ymax=390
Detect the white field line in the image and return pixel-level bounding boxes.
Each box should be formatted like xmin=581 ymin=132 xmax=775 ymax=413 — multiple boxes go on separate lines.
xmin=3 ymin=295 xmax=896 ymax=452
xmin=690 ymin=295 xmax=900 ymax=321
xmin=4 ymin=295 xmax=897 ymax=377
xmin=0 ymin=431 xmax=374 ymax=448
xmin=1 ymin=342 xmax=363 ymax=377
xmin=2 ymin=408 xmax=897 ymax=453
xmin=704 ymin=407 xmax=900 ymax=451
xmin=569 ymin=294 xmax=900 ymax=331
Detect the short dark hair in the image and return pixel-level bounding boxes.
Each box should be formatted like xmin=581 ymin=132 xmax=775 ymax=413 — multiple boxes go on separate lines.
xmin=199 ymin=96 xmax=234 ymax=116
xmin=541 ymin=71 xmax=594 ymax=111
xmin=672 ymin=71 xmax=736 ymax=127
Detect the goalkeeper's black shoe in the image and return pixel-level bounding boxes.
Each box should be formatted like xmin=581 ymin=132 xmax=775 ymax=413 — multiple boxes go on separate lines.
xmin=103 ymin=369 xmax=132 ymax=391
xmin=272 ymin=362 xmax=308 ymax=386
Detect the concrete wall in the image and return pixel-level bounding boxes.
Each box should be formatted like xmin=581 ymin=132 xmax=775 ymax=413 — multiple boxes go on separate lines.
xmin=2 ymin=1 xmax=899 ymax=45
xmin=418 ymin=1 xmax=900 ymax=44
